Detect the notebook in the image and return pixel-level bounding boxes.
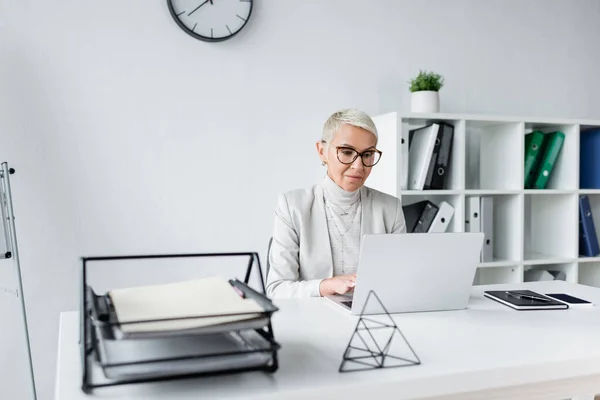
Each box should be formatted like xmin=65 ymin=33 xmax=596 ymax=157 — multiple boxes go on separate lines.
xmin=484 ymin=290 xmax=568 ymax=310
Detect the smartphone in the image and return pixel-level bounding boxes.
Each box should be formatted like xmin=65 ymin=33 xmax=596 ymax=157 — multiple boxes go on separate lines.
xmin=544 ymin=293 xmax=594 ymax=308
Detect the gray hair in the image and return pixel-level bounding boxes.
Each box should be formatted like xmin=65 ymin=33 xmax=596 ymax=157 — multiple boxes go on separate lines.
xmin=321 ymin=109 xmax=378 ymax=145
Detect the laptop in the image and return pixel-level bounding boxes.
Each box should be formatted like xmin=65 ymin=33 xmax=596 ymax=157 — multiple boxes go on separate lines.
xmin=326 ymin=232 xmax=484 ymax=315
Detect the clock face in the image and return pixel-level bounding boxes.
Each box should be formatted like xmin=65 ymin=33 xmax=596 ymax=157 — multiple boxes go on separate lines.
xmin=168 ymin=0 xmax=253 ymax=42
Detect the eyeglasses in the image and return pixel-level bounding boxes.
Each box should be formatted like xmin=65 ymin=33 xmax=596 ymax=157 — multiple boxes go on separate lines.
xmin=334 ymin=146 xmax=382 ymax=167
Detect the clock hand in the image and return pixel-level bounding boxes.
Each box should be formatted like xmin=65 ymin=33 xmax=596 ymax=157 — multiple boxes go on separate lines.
xmin=188 ymin=0 xmax=210 ymax=16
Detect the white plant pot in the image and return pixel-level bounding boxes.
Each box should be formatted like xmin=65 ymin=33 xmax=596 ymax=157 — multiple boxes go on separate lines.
xmin=410 ymin=90 xmax=440 ymax=113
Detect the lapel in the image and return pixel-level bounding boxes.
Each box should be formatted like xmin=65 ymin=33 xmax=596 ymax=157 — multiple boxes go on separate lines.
xmin=313 ymin=184 xmax=334 ymax=277
xmin=360 ymin=186 xmax=375 ymax=238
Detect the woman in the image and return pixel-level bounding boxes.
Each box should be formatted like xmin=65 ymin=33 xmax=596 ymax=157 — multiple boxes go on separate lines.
xmin=266 ymin=109 xmax=406 ymax=299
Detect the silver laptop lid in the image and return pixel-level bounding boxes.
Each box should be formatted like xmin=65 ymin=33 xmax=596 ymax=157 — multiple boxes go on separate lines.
xmin=351 ymin=232 xmax=484 ymax=315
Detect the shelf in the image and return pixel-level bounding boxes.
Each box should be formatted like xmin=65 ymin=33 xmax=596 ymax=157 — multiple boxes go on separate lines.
xmin=400 ymin=190 xmax=462 ymax=196
xmin=578 ymin=256 xmax=600 ymax=263
xmin=477 ymin=260 xmax=519 ymax=268
xmin=370 ymin=111 xmax=600 ymax=288
xmin=401 ymin=190 xmax=523 ymax=195
xmin=400 ymin=112 xmax=600 ymax=127
xmin=522 ymin=252 xmax=575 ymax=265
xmin=464 ymin=189 xmax=520 ymax=195
xmin=524 ymin=189 xmax=577 ymax=195
xmin=401 ymin=190 xmax=578 ymax=195
xmin=400 ymin=113 xmax=467 ymax=125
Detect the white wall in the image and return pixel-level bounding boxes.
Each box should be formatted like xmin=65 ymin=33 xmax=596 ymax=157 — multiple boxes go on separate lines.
xmin=1 ymin=0 xmax=599 ymax=398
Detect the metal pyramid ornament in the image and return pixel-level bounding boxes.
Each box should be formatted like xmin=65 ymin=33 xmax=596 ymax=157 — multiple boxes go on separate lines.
xmin=339 ymin=290 xmax=421 ymax=372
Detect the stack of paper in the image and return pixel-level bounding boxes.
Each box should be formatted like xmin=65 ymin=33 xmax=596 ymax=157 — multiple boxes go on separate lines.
xmin=108 ymin=276 xmax=264 ymax=334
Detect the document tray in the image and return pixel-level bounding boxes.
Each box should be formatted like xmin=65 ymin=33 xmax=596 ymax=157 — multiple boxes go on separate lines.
xmin=94 ymin=327 xmax=275 ymax=380
xmin=80 ymin=251 xmax=280 ymax=393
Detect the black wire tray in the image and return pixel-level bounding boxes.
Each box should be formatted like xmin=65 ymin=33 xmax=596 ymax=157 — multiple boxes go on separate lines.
xmin=79 ymin=251 xmax=280 ymax=393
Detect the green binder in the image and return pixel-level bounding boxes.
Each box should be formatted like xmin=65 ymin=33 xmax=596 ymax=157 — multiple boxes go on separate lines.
xmin=531 ymin=131 xmax=565 ymax=189
xmin=524 ymin=131 xmax=545 ymax=188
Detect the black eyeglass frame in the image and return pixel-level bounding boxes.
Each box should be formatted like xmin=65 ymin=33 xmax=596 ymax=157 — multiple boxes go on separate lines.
xmin=330 ymin=144 xmax=383 ymax=167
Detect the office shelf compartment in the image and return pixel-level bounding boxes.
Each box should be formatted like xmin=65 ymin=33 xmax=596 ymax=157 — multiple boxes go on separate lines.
xmin=523 ymin=262 xmax=577 ymax=284
xmin=402 ymin=194 xmax=463 ymax=233
xmin=465 ymin=194 xmax=522 ymax=264
xmin=473 ymin=266 xmax=522 ymax=286
xmin=577 ymin=193 xmax=600 ymax=259
xmin=524 ymin=122 xmax=578 ymax=190
xmin=524 ymin=193 xmax=578 ymax=263
xmin=369 ymin=113 xmax=465 ymax=196
xmin=578 ymin=262 xmax=600 ymax=287
xmin=580 ymin=125 xmax=600 ymax=190
xmin=404 ymin=116 xmax=465 ymax=191
xmin=465 ymin=120 xmax=523 ymax=191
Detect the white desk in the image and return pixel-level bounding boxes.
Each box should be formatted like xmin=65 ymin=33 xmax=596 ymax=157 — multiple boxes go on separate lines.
xmin=55 ymin=281 xmax=600 ymax=400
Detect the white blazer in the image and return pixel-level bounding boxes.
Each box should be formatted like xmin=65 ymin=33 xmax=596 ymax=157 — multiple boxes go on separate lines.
xmin=265 ymin=183 xmax=406 ymax=299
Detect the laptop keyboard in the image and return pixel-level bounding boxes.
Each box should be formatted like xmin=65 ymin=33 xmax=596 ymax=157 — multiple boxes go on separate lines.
xmin=342 ymin=300 xmax=353 ymax=308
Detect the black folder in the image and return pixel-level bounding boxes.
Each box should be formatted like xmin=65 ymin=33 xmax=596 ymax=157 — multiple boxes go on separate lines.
xmin=423 ymin=130 xmax=442 ymax=190
xmin=430 ymin=122 xmax=454 ymax=190
xmin=402 ymin=200 xmax=439 ymax=233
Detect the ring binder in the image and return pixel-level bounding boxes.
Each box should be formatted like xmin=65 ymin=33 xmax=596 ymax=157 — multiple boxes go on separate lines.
xmin=80 ymin=251 xmax=280 ymax=393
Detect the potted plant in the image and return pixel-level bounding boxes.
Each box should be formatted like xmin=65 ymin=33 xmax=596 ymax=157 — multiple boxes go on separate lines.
xmin=409 ymin=70 xmax=444 ymax=113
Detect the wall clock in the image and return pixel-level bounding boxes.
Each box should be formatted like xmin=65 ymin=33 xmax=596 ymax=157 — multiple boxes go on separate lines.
xmin=167 ymin=0 xmax=253 ymax=42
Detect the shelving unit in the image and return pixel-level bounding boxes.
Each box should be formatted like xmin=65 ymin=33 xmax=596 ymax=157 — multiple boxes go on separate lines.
xmin=369 ymin=112 xmax=600 ymax=288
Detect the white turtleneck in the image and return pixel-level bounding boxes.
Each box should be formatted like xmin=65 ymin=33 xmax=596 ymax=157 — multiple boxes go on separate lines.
xmin=321 ymin=174 xmax=362 ymax=277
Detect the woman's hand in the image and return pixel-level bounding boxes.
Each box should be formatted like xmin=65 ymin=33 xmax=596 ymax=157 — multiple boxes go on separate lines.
xmin=319 ymin=274 xmax=356 ymax=296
